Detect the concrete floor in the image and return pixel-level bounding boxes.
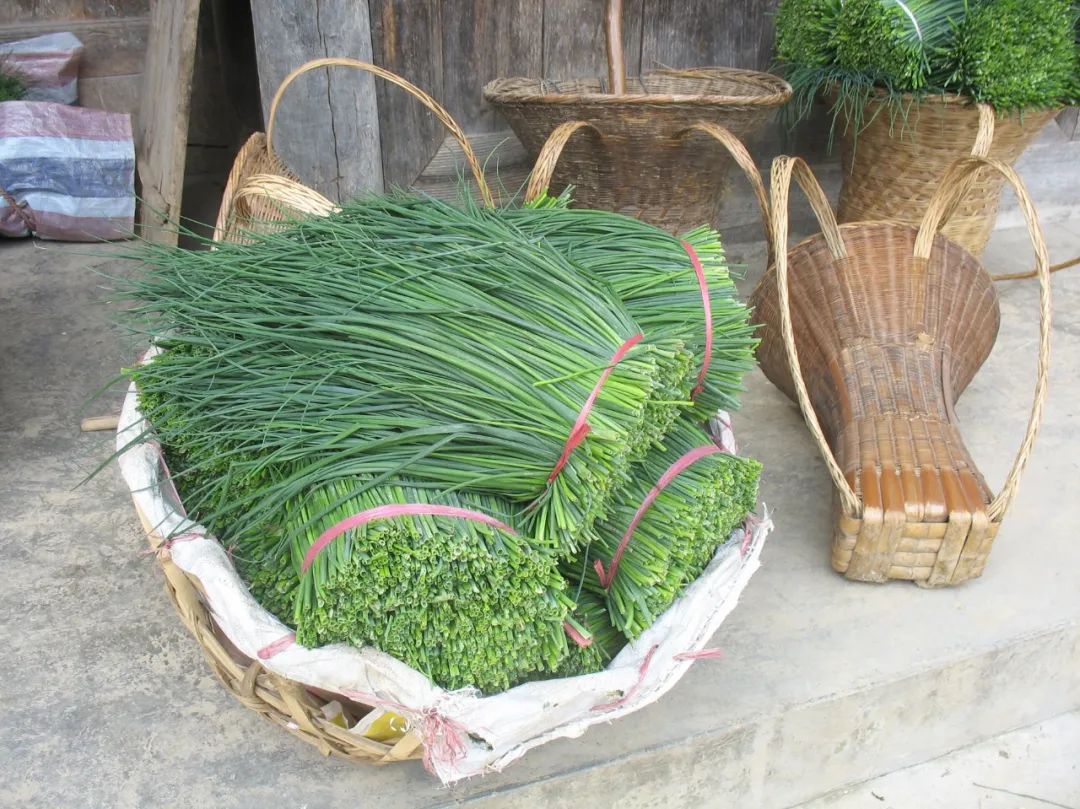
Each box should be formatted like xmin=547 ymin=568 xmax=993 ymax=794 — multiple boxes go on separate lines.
xmin=797 ymin=710 xmax=1080 ymax=809
xmin=1 ymin=219 xmax=1078 ymax=808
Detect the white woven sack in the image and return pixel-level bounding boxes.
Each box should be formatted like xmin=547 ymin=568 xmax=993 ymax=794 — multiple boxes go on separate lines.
xmin=116 ymin=350 xmax=771 ymax=784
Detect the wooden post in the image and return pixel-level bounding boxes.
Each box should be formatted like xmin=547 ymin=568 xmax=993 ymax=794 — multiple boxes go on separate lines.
xmin=249 ymin=0 xmax=382 ymax=202
xmin=136 ymin=0 xmax=201 ymax=245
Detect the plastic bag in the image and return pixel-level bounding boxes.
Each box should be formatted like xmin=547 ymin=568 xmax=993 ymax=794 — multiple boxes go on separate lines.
xmin=0 ymin=101 xmax=134 ymax=240
xmin=0 ymin=32 xmax=84 ymax=105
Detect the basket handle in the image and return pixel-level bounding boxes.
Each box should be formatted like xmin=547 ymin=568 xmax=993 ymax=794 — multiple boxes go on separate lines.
xmin=771 ymin=155 xmax=861 ymax=516
xmin=523 ymin=120 xmax=601 ymax=203
xmin=914 ymin=155 xmax=1051 ymax=520
xmin=265 ymin=57 xmax=493 ymax=207
xmin=605 ymin=0 xmax=626 ymax=95
xmin=680 ymin=122 xmax=774 ymax=264
xmin=935 ymin=103 xmax=996 ymax=226
xmin=234 ymin=174 xmax=339 ymax=217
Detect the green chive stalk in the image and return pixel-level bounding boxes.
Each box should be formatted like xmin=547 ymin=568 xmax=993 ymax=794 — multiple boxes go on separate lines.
xmin=832 ymin=0 xmax=967 ymax=91
xmin=774 ymin=0 xmax=843 ymax=68
xmin=236 ymin=477 xmax=574 ymax=693
xmin=122 ymin=196 xmax=696 ymax=553
xmin=553 ymin=590 xmax=626 ymax=677
xmin=948 ymin=0 xmax=1078 ymax=110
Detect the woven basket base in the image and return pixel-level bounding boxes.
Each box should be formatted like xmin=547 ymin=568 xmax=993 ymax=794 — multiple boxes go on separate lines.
xmin=133 ymin=499 xmax=424 ymax=765
xmin=832 ymin=509 xmax=1001 ymax=587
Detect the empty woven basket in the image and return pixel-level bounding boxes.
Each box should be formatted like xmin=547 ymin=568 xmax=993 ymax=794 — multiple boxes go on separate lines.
xmin=484 ymin=0 xmax=790 ymax=233
xmin=750 ymin=155 xmax=1051 ymax=586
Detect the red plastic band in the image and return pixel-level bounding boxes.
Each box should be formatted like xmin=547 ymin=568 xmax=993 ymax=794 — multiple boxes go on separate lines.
xmin=563 ymin=621 xmax=593 ymax=649
xmin=301 ymin=503 xmax=517 ymax=573
xmin=546 ymin=333 xmax=644 ymax=484
xmin=673 ymin=647 xmax=724 ymax=662
xmin=681 ymin=241 xmax=713 ymax=400
xmin=257 ymin=632 xmax=295 ymax=660
xmin=591 ymin=644 xmax=658 ymax=712
xmin=341 ymin=688 xmax=470 ymax=776
xmin=594 ymin=444 xmax=724 ymax=589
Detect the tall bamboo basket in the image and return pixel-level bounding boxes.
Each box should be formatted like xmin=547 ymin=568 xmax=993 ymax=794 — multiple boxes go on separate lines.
xmin=835 ymin=92 xmax=1058 ymax=257
xmin=483 ymin=0 xmax=790 ymax=233
xmin=750 ymin=155 xmax=1051 ymax=586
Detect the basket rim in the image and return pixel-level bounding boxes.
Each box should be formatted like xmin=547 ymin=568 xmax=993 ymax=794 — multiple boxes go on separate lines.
xmin=483 ymin=67 xmax=792 ymax=108
xmin=826 ymin=84 xmax=1065 ymax=115
xmin=775 ymin=219 xmax=984 ymax=269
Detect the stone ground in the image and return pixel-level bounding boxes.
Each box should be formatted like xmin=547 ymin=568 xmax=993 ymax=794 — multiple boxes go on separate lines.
xmin=1 ymin=219 xmax=1078 ymax=808
xmin=797 ymin=710 xmax=1080 ymax=809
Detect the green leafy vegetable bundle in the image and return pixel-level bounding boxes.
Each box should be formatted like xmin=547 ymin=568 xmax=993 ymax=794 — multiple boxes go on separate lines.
xmin=496 ymin=192 xmax=758 ymax=420
xmin=565 ymin=417 xmax=761 ymax=640
xmin=776 ymin=0 xmax=1078 ymax=125
xmin=126 ymin=196 xmax=693 ymax=554
xmin=121 ymin=192 xmax=761 ymax=693
xmin=246 ymin=480 xmax=572 ymax=693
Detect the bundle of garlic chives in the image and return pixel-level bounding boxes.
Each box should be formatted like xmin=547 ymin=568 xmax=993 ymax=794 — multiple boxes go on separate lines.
xmin=124 ymin=196 xmax=692 ymax=555
xmin=566 ymin=417 xmax=761 ymax=640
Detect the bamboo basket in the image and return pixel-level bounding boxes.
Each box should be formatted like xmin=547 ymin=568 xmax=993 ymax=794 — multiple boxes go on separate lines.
xmin=483 ymin=0 xmax=790 ymax=233
xmin=835 ymin=91 xmax=1058 ymax=257
xmin=750 ymin=155 xmax=1051 ymax=586
xmin=131 ymin=56 xmax=764 ymax=769
xmin=213 ymin=57 xmax=492 ymax=243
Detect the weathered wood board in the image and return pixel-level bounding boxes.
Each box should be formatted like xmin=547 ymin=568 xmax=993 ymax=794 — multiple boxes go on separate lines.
xmin=640 ymin=0 xmax=779 ymax=72
xmin=135 ymin=0 xmax=200 ymax=244
xmin=246 ymin=0 xmax=789 ymax=197
xmin=250 ymin=0 xmax=383 ymax=202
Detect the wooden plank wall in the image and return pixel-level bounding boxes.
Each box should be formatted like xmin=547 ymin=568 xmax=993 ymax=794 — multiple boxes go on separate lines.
xmin=249 ymin=0 xmax=383 ymax=201
xmin=250 ymin=0 xmax=782 ymax=201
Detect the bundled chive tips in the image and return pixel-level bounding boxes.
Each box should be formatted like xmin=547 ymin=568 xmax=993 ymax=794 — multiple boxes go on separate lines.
xmin=120 ymin=190 xmax=762 ymax=693
xmin=775 ymin=0 xmax=1078 ymax=130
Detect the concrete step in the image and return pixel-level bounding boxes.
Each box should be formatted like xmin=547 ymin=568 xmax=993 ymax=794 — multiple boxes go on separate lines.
xmin=793 ymin=710 xmax=1080 ymax=808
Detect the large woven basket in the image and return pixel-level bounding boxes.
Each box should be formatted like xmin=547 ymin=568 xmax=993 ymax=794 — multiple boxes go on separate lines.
xmin=483 ymin=0 xmax=790 ymax=233
xmin=133 ymin=56 xmax=764 ymax=771
xmin=750 ymin=155 xmax=1051 ymax=586
xmin=835 ymin=91 xmax=1058 ymax=258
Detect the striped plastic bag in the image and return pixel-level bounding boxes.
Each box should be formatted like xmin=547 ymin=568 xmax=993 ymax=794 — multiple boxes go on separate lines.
xmin=0 ymin=32 xmax=83 ymax=105
xmin=0 ymin=100 xmax=135 ymax=241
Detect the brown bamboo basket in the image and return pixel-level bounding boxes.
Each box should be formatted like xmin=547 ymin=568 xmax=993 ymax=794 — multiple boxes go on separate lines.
xmin=483 ymin=0 xmax=790 ymax=233
xmin=133 ymin=502 xmax=424 ymax=764
xmin=214 ymin=57 xmax=491 ymax=243
xmin=750 ymin=155 xmax=1051 ymax=586
xmin=835 ymin=91 xmax=1059 ymax=258
xmin=133 ymin=57 xmax=505 ymax=767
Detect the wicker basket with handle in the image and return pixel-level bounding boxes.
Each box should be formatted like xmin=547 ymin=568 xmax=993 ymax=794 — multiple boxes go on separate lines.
xmin=835 ymin=92 xmax=1058 ymax=258
xmin=483 ymin=0 xmax=790 ymax=234
xmin=213 ymin=57 xmax=492 ymax=244
xmin=750 ymin=155 xmax=1051 ymax=586
xmin=127 ymin=56 xmax=769 ymax=772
